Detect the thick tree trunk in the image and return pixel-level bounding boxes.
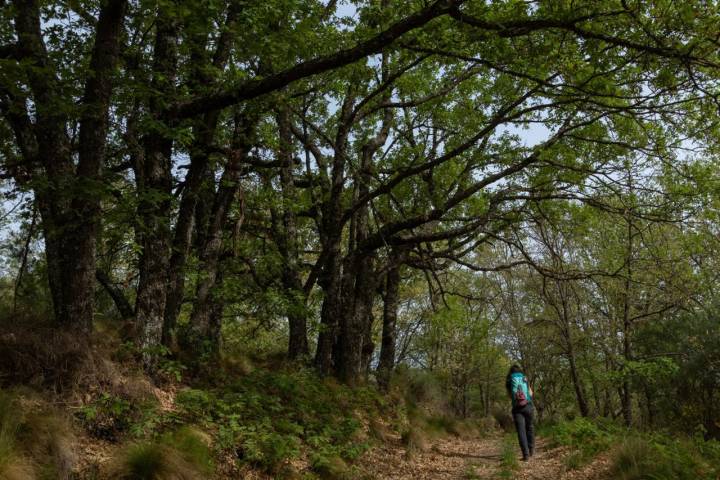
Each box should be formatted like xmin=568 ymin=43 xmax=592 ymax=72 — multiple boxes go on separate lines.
xmin=334 ymin=248 xmax=356 ymax=378
xmin=10 ymin=0 xmax=127 ymax=335
xmin=335 ymin=76 xmax=390 ymax=384
xmin=315 ymin=242 xmax=343 ymax=375
xmin=336 ymin=252 xmax=377 ymax=385
xmin=377 ymin=261 xmax=400 ymax=391
xmin=357 ymin=258 xmax=378 ymax=376
xmin=314 ymin=94 xmax=354 ymax=375
xmin=163 ymin=6 xmax=239 ymax=346
xmin=135 ymin=9 xmax=178 ymax=369
xmin=38 ymin=202 xmax=97 ymax=334
xmin=187 ymin=118 xmax=253 ymax=356
xmin=275 ymin=108 xmax=309 ymax=359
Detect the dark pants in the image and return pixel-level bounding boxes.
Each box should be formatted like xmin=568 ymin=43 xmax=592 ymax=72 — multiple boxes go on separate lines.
xmin=512 ymin=404 xmax=534 ymax=458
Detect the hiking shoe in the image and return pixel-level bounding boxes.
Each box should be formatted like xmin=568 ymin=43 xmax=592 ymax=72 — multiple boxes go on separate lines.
xmin=522 ymin=456 xmax=529 ymax=462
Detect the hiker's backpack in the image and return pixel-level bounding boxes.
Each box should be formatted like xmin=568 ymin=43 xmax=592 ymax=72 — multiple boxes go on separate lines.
xmin=510 ymin=373 xmax=531 ymax=408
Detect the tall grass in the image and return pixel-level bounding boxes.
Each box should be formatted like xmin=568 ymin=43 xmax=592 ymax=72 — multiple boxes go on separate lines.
xmin=497 ymin=435 xmax=520 ymax=479
xmin=109 ymin=428 xmax=212 ymax=480
xmin=0 ymin=390 xmax=76 ymax=479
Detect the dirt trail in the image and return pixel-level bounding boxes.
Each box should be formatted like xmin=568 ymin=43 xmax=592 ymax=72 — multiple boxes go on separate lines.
xmin=361 ymin=434 xmax=611 ymax=479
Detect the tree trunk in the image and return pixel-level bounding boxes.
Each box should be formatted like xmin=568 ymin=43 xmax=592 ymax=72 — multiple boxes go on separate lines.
xmin=621 ymin=170 xmax=635 ymax=427
xmin=275 ymin=108 xmax=309 ymax=359
xmin=135 ymin=8 xmax=179 ymax=369
xmin=347 ymin=253 xmax=377 ymax=384
xmin=9 ymin=0 xmax=127 ymax=335
xmin=315 ymin=241 xmax=343 ymax=375
xmin=163 ymin=5 xmax=240 ymax=347
xmin=314 ymin=94 xmax=353 ymax=376
xmin=377 ymin=261 xmax=400 ymax=391
xmin=187 ymin=117 xmax=253 ymax=356
xmin=567 ymin=340 xmax=590 ymax=417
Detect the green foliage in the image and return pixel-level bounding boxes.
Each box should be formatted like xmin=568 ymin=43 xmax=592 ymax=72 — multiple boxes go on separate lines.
xmin=547 ymin=419 xmax=720 ymax=479
xmin=174 ymin=369 xmax=381 ymax=473
xmin=497 ymin=435 xmax=520 ymax=479
xmin=545 ymin=418 xmax=619 ymax=467
xmin=609 ymin=435 xmax=720 ymax=480
xmin=77 ymin=393 xmax=136 ymax=440
xmin=161 ymin=427 xmax=213 ymax=475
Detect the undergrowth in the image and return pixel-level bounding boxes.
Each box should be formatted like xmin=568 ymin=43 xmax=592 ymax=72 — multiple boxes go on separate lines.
xmin=496 ymin=434 xmax=519 ymax=479
xmin=544 ymin=418 xmax=720 ymax=479
xmin=174 ymin=368 xmax=387 ymax=476
xmin=108 ymin=427 xmax=212 ymax=480
xmin=543 ymin=417 xmax=619 ymax=468
xmin=0 ymin=389 xmax=76 ymax=479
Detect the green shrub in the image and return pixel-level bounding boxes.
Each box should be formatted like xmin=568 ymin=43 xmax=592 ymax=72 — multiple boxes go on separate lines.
xmin=239 ymin=428 xmax=300 ymax=473
xmin=548 ymin=419 xmax=720 ymax=480
xmin=609 ymin=435 xmax=719 ymax=480
xmin=174 ymin=389 xmax=215 ymax=424
xmin=174 ymin=369 xmax=378 ymax=473
xmin=77 ymin=393 xmax=136 ymax=440
xmin=546 ymin=417 xmax=618 ymax=468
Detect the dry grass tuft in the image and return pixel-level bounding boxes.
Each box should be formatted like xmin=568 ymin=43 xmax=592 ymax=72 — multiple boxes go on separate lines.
xmin=401 ymin=426 xmax=431 ymax=458
xmin=313 ymin=454 xmax=350 ymax=480
xmin=0 ymin=316 xmax=89 ymax=391
xmin=106 ymin=441 xmax=204 ymax=480
xmin=0 ymin=389 xmax=77 ymax=479
xmin=368 ymin=418 xmax=393 ymax=443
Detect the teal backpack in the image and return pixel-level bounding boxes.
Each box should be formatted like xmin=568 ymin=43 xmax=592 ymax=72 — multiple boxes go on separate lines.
xmin=510 ymin=373 xmax=531 ymax=408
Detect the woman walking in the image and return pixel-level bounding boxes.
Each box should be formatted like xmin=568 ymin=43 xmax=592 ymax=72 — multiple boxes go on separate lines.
xmin=506 ymin=364 xmax=535 ymax=461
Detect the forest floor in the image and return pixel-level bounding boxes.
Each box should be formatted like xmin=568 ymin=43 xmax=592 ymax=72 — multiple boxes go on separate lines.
xmin=361 ymin=433 xmax=612 ymax=480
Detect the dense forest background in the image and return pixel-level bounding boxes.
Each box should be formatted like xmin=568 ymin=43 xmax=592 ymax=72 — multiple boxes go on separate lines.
xmin=1 ymin=0 xmax=720 ymax=478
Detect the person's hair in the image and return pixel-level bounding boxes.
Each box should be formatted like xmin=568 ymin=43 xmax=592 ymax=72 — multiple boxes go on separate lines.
xmin=509 ymin=364 xmax=522 ymax=375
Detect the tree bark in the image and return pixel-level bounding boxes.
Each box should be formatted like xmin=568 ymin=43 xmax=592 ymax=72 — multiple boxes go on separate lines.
xmin=163 ymin=5 xmax=240 ymax=347
xmin=314 ymin=95 xmax=354 ymax=375
xmin=377 ymin=260 xmax=400 ymax=391
xmin=8 ymin=0 xmax=127 ymax=334
xmin=135 ymin=8 xmax=179 ymax=369
xmin=315 ymin=241 xmax=344 ymax=375
xmin=567 ymin=339 xmax=590 ymax=417
xmin=186 ymin=116 xmax=254 ymax=356
xmin=336 ymin=252 xmax=377 ymax=385
xmin=275 ymin=108 xmax=309 ymax=359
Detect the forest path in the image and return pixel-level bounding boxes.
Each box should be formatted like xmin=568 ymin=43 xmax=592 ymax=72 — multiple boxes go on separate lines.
xmin=361 ymin=434 xmax=610 ymax=480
